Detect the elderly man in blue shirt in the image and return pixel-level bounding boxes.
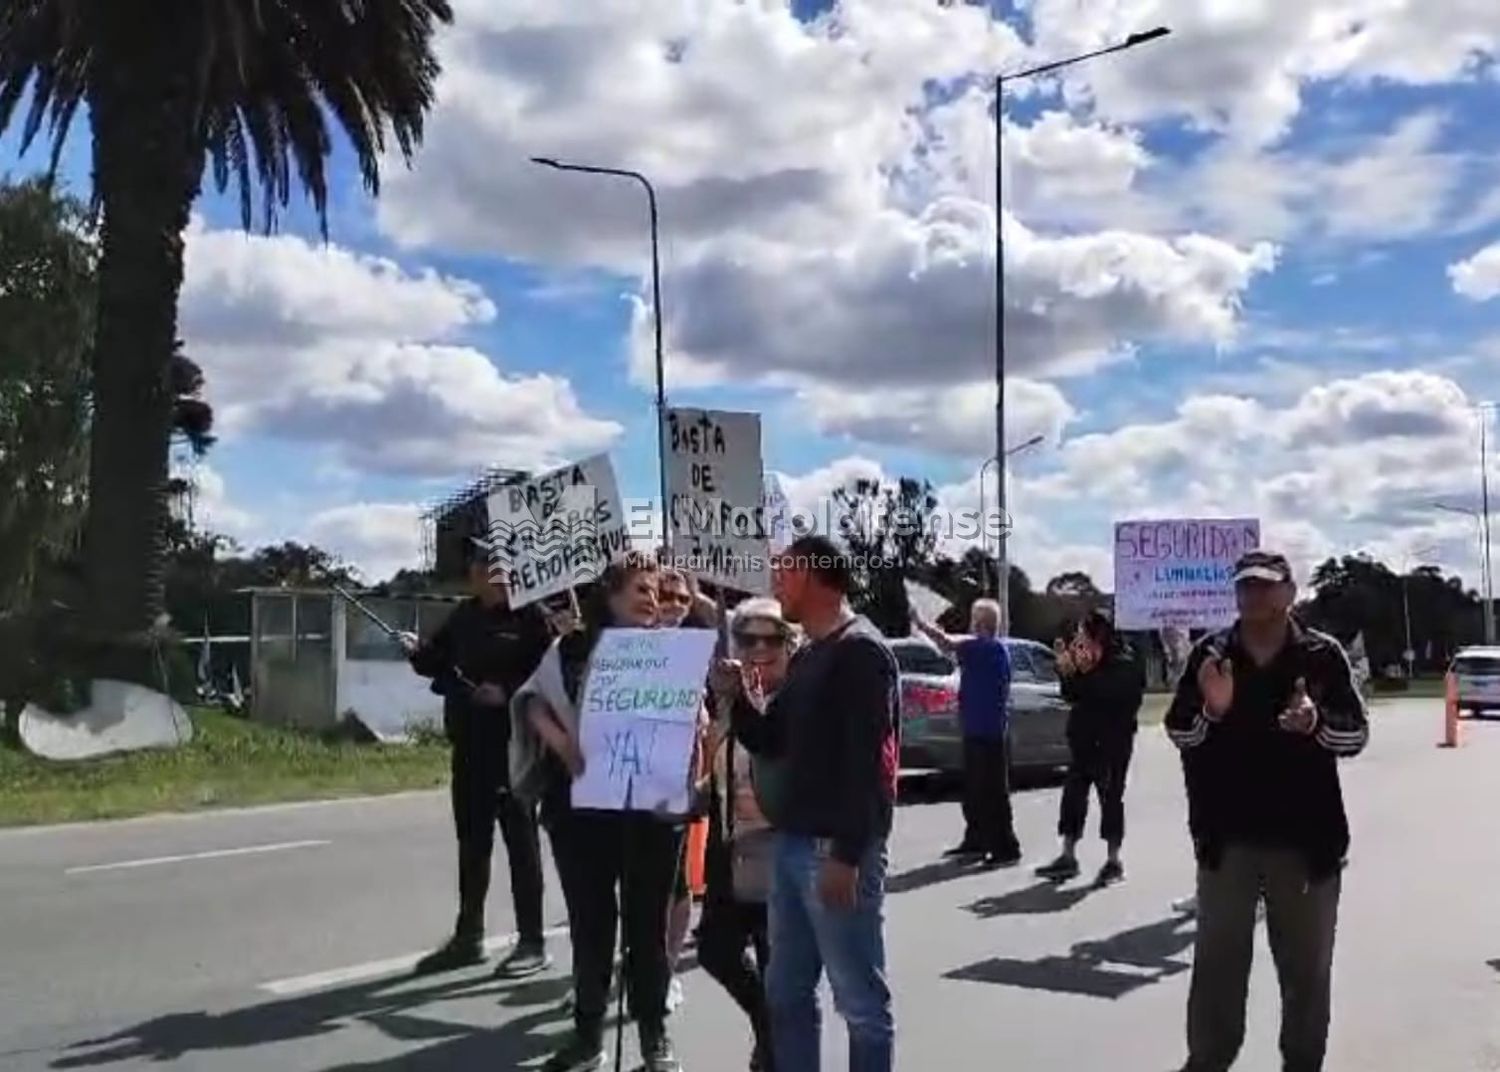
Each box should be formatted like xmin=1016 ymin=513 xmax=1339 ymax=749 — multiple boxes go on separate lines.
xmin=913 ymin=598 xmax=1021 ymax=868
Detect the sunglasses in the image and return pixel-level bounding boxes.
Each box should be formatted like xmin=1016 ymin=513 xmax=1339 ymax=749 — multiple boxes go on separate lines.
xmin=734 ymin=630 xmax=786 ymax=650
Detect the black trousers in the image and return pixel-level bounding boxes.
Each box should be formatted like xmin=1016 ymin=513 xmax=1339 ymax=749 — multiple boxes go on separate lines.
xmin=451 ymin=744 xmax=545 ymax=947
xmin=548 ymin=810 xmax=683 ymax=1040
xmin=960 ymin=736 xmax=1020 ymax=856
xmin=697 ymin=889 xmax=770 ymax=1040
xmin=1058 ymin=733 xmax=1135 ymax=846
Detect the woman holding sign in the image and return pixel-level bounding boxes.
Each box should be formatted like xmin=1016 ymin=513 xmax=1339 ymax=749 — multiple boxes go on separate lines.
xmin=509 ymin=553 xmax=689 ymax=1072
xmin=701 ymin=596 xmax=794 ymax=1072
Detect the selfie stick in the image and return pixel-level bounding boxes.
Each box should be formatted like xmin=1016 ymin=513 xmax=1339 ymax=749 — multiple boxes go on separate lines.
xmin=332 ymin=584 xmax=477 ymax=690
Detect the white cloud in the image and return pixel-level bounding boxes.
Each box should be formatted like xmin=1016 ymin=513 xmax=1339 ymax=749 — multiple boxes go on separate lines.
xmin=1028 ymin=0 xmax=1500 ymax=148
xmin=799 ymin=377 xmax=1076 ymax=457
xmin=640 ymin=206 xmax=1274 ymax=393
xmin=303 ymin=502 xmax=424 ymax=583
xmin=1450 ymin=242 xmax=1500 ymax=301
xmin=179 ymin=221 xmax=622 ymax=477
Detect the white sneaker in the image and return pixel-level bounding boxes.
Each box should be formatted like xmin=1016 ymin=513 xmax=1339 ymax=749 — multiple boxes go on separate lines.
xmin=666 ymin=976 xmax=685 ymax=1013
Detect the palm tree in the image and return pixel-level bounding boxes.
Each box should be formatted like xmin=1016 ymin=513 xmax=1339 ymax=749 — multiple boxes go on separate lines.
xmin=0 ymin=0 xmax=453 ymax=677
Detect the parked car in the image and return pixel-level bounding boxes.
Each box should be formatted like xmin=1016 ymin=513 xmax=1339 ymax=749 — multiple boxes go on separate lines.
xmin=1451 ymin=646 xmax=1500 ymax=717
xmin=889 ymin=635 xmax=1072 ymax=775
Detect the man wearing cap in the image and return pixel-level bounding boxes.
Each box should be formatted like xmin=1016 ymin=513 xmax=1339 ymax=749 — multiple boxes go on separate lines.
xmin=403 ymin=536 xmax=556 ymax=978
xmin=1165 ymin=550 xmax=1368 ymax=1072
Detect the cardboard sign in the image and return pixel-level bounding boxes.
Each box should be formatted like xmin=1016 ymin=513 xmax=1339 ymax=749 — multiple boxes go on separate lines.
xmin=571 ymin=627 xmax=718 ymax=814
xmin=666 ymin=408 xmax=770 ymax=594
xmin=486 ymin=454 xmax=629 ymax=608
xmin=1114 ymin=518 xmax=1261 ymax=630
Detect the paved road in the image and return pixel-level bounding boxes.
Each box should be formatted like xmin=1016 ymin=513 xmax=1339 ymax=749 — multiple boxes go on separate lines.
xmin=2 ymin=698 xmax=1498 ymax=1070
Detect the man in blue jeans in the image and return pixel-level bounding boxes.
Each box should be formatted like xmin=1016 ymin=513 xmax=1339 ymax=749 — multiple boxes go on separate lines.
xmin=715 ymin=535 xmax=900 ymax=1072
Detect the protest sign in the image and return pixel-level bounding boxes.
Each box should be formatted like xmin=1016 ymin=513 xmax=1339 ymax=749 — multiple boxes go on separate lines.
xmin=1114 ymin=518 xmax=1260 ymax=630
xmin=667 ymin=408 xmax=770 ymax=594
xmin=571 ymin=627 xmax=718 ymax=814
xmin=486 ymin=453 xmax=629 ymax=609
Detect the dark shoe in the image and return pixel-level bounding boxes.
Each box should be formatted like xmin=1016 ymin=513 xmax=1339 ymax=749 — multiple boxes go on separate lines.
xmin=541 ymin=1031 xmax=605 ymax=1072
xmin=1095 ymin=860 xmax=1125 ymax=887
xmin=493 ymin=942 xmax=551 ymax=980
xmin=1035 ymin=855 xmax=1081 ymax=882
xmin=943 ymin=843 xmax=985 ymax=859
xmin=412 ymin=934 xmax=484 ymax=976
xmin=638 ymin=1026 xmax=684 ymax=1072
xmin=985 ymin=849 xmax=1023 ymax=869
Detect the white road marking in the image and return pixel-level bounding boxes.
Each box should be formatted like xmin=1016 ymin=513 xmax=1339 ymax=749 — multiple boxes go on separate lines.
xmin=65 ymin=839 xmax=330 ymax=875
xmin=259 ymin=924 xmax=573 ymax=996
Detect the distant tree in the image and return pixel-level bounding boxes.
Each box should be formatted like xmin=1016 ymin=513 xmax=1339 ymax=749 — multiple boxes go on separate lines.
xmin=833 ymin=476 xmax=941 ymax=635
xmin=0 ymin=178 xmax=95 ymax=613
xmin=1045 ymin=571 xmax=1102 ymax=599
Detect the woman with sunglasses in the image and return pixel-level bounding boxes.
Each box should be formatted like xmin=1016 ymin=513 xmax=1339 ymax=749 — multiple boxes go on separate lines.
xmin=704 ymin=597 xmax=796 ymax=1072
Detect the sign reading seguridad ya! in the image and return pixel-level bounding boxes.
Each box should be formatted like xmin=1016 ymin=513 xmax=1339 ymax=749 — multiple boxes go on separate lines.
xmin=1113 ymin=518 xmax=1261 ymax=630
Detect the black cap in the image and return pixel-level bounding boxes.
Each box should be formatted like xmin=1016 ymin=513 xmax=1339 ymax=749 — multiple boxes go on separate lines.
xmin=1232 ymin=550 xmax=1293 ymax=585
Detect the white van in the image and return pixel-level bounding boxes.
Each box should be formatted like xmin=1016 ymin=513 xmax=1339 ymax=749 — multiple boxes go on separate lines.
xmin=1451 ymin=647 xmax=1500 ymax=717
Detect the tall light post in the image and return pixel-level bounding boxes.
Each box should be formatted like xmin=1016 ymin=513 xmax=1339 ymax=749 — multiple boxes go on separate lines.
xmin=532 ymin=156 xmax=671 ymax=549
xmin=993 ymin=25 xmax=1171 ymax=633
xmin=978 ymin=433 xmax=1045 ymax=600
xmin=1434 ymin=501 xmax=1494 ymax=644
xmin=1480 ymin=402 xmax=1496 ymax=645
xmin=1399 ymin=546 xmax=1438 ymax=678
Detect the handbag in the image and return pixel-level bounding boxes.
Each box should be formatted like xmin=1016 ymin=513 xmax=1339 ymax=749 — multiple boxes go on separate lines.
xmin=731 ymin=827 xmax=775 ymax=903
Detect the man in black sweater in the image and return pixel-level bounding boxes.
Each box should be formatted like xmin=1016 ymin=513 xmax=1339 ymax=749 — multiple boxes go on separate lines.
xmin=404 ymin=538 xmax=554 ymax=978
xmin=713 ymin=535 xmax=900 ymax=1072
xmin=1165 ymin=550 xmax=1368 ymax=1072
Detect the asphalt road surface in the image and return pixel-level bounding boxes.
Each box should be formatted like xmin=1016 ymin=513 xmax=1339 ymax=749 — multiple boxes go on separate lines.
xmin=2 ymin=698 xmax=1498 ymax=1071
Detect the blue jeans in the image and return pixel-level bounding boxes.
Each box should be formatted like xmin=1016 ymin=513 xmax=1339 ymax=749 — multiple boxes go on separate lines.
xmin=768 ymin=833 xmax=894 ymax=1072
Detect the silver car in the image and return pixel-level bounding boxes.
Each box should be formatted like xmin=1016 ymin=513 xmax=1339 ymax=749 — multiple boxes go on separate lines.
xmin=890 ymin=635 xmax=1072 ymax=775
xmin=1452 ymin=646 xmax=1500 ymax=717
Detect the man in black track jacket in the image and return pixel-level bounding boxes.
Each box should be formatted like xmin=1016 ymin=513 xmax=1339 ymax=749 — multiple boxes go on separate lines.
xmin=1165 ymin=550 xmax=1368 ymax=1072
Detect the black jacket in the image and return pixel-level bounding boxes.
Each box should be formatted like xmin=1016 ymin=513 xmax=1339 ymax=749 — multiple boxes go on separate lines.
xmin=1061 ymin=642 xmax=1146 ymax=749
xmin=1165 ymin=620 xmax=1368 ymax=880
xmin=409 ymin=598 xmax=551 ymax=756
xmin=730 ymin=615 xmax=900 ymax=867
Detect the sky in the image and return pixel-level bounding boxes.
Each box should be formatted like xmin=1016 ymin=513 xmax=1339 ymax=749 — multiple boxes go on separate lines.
xmin=5 ymin=0 xmax=1500 ymax=591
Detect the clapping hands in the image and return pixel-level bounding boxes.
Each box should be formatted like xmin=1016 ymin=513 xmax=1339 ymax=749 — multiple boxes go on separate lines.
xmin=1197 ymin=654 xmax=1234 ymax=721
xmin=1278 ymin=677 xmax=1318 ymax=736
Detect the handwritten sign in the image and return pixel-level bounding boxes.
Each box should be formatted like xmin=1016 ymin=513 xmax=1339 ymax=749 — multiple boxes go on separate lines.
xmin=1114 ymin=518 xmax=1260 ymax=630
xmin=667 ymin=408 xmax=770 ymax=594
xmin=486 ymin=454 xmax=629 ymax=608
xmin=904 ymin=580 xmax=952 ymax=623
xmin=764 ymin=471 xmax=793 ymax=554
xmin=571 ymin=627 xmax=717 ymax=814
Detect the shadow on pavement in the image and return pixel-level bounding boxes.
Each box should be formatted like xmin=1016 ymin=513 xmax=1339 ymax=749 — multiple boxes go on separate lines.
xmin=52 ymin=969 xmax=571 ymax=1070
xmin=964 ymin=880 xmax=1096 ymax=918
xmin=945 ymin=914 xmax=1196 ymax=1000
xmin=886 ymin=857 xmax=985 ymax=895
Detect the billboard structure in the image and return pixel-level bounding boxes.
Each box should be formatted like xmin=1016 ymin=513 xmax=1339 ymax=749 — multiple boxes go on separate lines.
xmin=419 ymin=465 xmax=530 ymax=581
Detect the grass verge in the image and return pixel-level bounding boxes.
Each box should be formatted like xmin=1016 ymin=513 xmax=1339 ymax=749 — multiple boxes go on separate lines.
xmin=0 ymin=708 xmax=450 ymax=829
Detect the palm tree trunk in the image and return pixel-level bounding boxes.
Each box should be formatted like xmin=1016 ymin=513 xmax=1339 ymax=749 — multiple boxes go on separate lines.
xmin=78 ymin=36 xmax=202 ymax=676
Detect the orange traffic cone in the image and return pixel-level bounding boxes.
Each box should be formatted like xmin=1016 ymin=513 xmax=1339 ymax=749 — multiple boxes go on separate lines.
xmin=1440 ymin=670 xmax=1461 ymax=748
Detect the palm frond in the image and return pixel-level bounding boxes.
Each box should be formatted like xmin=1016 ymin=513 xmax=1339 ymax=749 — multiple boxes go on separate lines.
xmin=1 ymin=0 xmax=452 ymax=237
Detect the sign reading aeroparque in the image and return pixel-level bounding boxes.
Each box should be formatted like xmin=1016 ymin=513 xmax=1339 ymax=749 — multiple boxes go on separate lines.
xmin=1113 ymin=518 xmax=1261 ymax=630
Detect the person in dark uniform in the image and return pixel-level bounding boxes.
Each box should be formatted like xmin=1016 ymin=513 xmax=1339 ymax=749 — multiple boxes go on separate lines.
xmin=404 ymin=537 xmax=555 ymax=978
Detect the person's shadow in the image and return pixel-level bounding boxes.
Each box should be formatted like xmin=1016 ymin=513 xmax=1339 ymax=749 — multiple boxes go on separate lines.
xmin=52 ymin=969 xmax=572 ymax=1070
xmin=964 ymin=880 xmax=1097 ymax=919
xmin=945 ymin=914 xmax=1198 ymax=1000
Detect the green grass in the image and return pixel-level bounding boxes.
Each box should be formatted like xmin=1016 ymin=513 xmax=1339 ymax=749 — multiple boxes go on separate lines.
xmin=0 ymin=708 xmax=450 ymax=828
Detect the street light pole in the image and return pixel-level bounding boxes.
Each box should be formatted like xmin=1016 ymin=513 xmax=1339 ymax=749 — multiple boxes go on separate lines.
xmin=978 ymin=434 xmax=1045 ymax=597
xmin=992 ymin=26 xmax=1170 ymax=634
xmin=1434 ymin=501 xmax=1493 ymax=644
xmin=1480 ymin=403 xmax=1495 ymax=644
xmin=532 ymin=157 xmax=671 ymax=551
